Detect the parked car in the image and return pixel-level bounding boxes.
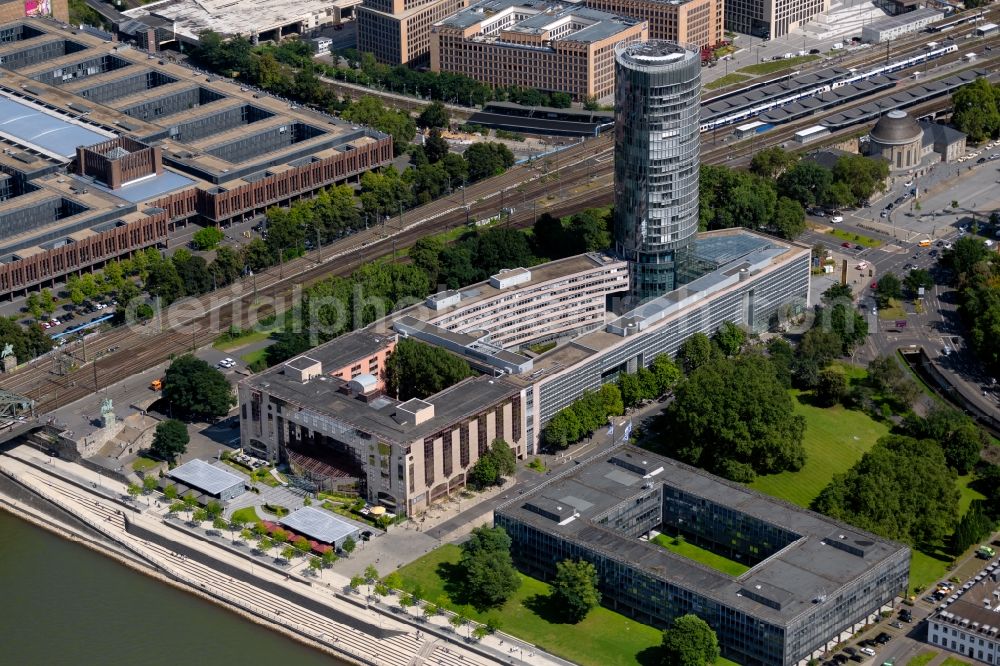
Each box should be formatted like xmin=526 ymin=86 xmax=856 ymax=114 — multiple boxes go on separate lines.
xmin=831 ymin=215 xmax=844 ymax=223
xmin=842 ymin=242 xmax=852 ymax=248
xmin=875 ymin=632 xmax=892 ymax=644
xmin=860 ymin=648 xmax=876 ymax=657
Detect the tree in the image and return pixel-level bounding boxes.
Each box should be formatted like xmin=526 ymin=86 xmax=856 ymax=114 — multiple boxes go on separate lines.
xmin=417 ymin=101 xmax=450 ymax=129
xmin=712 ymin=321 xmax=746 ymax=357
xmin=767 ymin=338 xmax=795 ymax=389
xmin=813 ymin=435 xmax=959 ymax=545
xmin=469 ymin=438 xmax=517 ymax=488
xmin=163 ymin=354 xmax=236 ymax=420
xmin=875 ymin=272 xmax=901 ymax=307
xmin=424 ymin=128 xmax=450 ymax=164
xmin=663 ymin=353 xmax=806 ymax=481
xmin=907 ymin=406 xmax=986 ymax=475
xmin=904 ymin=269 xmax=934 ymax=296
xmin=942 ymin=236 xmax=990 ymax=278
xmin=649 ymin=354 xmax=682 ymax=395
xmin=777 ymin=161 xmax=832 ymax=208
xmin=542 ymin=408 xmax=583 ymax=449
xmin=772 ymin=196 xmax=806 ymax=239
xmin=951 ymin=77 xmax=1000 ymax=143
xmin=349 ymin=575 xmax=365 ymax=592
xmin=126 ymin=483 xmax=141 ymax=499
xmin=676 ymin=332 xmax=714 ymax=375
xmin=150 ymin=419 xmax=189 ymax=462
xmin=342 ymin=536 xmax=356 ymax=555
xmin=280 ymin=545 xmax=296 ymax=562
xmin=866 ymin=355 xmax=919 ymax=411
xmin=463 ymin=548 xmax=521 ymax=610
xmin=464 ymin=142 xmax=515 ymax=182
xmin=822 ymin=282 xmax=853 ymax=304
xmin=831 ymin=154 xmax=889 ymax=205
xmin=815 ymin=366 xmax=849 ymax=406
xmin=144 ymin=260 xmax=185 ymax=305
xmin=660 ymin=614 xmax=721 ymax=666
xmin=567 ymin=209 xmax=612 ymax=253
xmin=750 ymin=145 xmax=797 ymax=179
xmin=385 ymin=338 xmax=474 ymax=400
xmin=550 ymin=559 xmax=601 ymax=623
xmin=950 ymin=501 xmax=995 ymax=555
xmin=142 ymin=475 xmax=158 ymax=494
xmin=192 ymin=226 xmax=224 ymax=250
xmin=210 ymin=246 xmax=244 ymax=287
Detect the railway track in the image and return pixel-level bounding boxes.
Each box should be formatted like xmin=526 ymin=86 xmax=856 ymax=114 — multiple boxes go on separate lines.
xmin=5 ymin=38 xmax=996 ymax=412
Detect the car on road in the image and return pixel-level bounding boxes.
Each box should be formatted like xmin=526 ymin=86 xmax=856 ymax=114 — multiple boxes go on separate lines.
xmin=886 ymin=202 xmax=894 ymax=210
xmin=831 ymin=215 xmax=844 ymax=223
xmin=904 ymin=263 xmax=915 ymax=270
xmin=218 ymin=357 xmax=237 ymax=369
xmin=978 ymin=157 xmax=988 ymax=164
xmin=872 ymin=307 xmax=877 ymax=315
xmin=842 ymin=242 xmax=852 ymax=248
xmin=880 ymin=210 xmax=888 ymax=218
xmin=904 ymin=180 xmax=914 ymax=187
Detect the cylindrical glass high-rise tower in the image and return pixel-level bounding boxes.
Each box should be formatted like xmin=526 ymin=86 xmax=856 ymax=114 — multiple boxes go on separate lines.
xmin=613 ymin=40 xmax=701 ymax=302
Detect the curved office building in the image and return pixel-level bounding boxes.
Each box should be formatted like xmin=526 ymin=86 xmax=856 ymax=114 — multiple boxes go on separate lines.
xmin=614 ymin=40 xmax=702 ymax=301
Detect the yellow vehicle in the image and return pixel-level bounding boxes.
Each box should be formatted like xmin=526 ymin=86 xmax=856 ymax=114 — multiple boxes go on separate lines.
xmin=150 ymin=378 xmax=163 ymax=391
xmin=918 ymin=239 xmax=932 ymax=247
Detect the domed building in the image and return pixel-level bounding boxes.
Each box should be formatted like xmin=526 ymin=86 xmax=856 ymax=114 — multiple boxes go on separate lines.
xmin=867 ymin=110 xmax=924 ymax=172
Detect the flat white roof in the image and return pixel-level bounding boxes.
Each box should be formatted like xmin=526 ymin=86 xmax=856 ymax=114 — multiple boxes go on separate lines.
xmin=0 ymin=93 xmax=114 ymax=160
xmin=736 ymin=121 xmax=766 ymax=131
xmin=795 ymin=125 xmax=829 ymax=136
xmin=279 ymin=506 xmax=360 ymax=544
xmin=169 ymin=459 xmax=244 ymax=495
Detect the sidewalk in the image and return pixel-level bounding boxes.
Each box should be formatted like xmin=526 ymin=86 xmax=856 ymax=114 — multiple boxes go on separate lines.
xmin=0 ymin=445 xmax=568 ymax=666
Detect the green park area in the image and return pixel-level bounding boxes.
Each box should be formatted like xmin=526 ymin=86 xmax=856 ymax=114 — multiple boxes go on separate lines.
xmin=213 ymin=326 xmax=274 ymax=351
xmin=940 ymin=658 xmax=973 ymax=666
xmin=746 ymin=367 xmax=988 ymax=594
xmin=739 ymin=55 xmax=819 ymax=76
xmin=396 ymin=544 xmax=737 ymax=666
xmin=905 ymin=652 xmax=937 ymax=666
xmin=705 ymin=73 xmax=751 ymax=90
xmin=828 ymin=228 xmax=883 ymax=248
xmin=650 ymin=534 xmax=750 ymax=577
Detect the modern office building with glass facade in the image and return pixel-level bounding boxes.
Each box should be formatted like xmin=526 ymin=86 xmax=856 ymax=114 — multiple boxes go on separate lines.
xmin=613 ymin=40 xmax=702 ymax=301
xmin=495 ymin=447 xmax=911 ymax=666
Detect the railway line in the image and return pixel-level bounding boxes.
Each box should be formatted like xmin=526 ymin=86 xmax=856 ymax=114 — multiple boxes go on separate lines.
xmin=3 ymin=33 xmax=996 ymax=413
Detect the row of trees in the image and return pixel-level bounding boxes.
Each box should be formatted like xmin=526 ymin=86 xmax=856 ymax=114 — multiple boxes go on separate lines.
xmin=698 ymin=147 xmax=890 ymax=240
xmin=333 ymin=50 xmax=574 ymax=109
xmin=946 ymin=236 xmax=1000 ymax=376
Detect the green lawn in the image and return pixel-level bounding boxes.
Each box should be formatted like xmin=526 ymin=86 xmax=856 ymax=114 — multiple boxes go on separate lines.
xmin=396 ymin=545 xmax=738 ymax=666
xmin=750 ymin=391 xmax=890 ymax=507
xmin=241 ymin=348 xmax=268 ymax=366
xmin=878 ymin=298 xmax=908 ymax=321
xmin=651 ymin=534 xmax=750 ymax=577
xmin=941 ymin=658 xmax=972 ymax=666
xmin=131 ymin=456 xmax=160 ymax=473
xmin=230 ymin=506 xmax=261 ymax=526
xmin=905 ymin=651 xmax=937 ymax=666
xmin=739 ymin=55 xmax=819 ymax=75
xmin=214 ymin=328 xmax=273 ymax=351
xmin=828 ymin=228 xmax=883 ymax=248
xmin=957 ymin=474 xmax=986 ymax=515
xmin=705 ymin=73 xmax=751 ymax=90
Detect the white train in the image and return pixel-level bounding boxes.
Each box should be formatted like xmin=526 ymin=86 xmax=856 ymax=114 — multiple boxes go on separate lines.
xmin=699 ymin=43 xmax=959 ymax=132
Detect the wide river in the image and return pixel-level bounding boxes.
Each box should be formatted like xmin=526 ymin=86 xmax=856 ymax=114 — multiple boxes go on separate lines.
xmin=0 ymin=511 xmax=348 ymax=666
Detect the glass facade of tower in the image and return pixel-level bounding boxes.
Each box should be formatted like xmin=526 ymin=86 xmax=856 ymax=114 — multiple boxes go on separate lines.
xmin=614 ymin=40 xmax=702 ymax=301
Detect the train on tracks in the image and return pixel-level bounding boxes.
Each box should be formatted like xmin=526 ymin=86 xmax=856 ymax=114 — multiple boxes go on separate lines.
xmin=699 ymin=43 xmax=960 ymax=132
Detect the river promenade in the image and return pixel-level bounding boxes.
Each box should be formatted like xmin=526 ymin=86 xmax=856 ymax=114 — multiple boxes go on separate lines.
xmin=0 ymin=445 xmax=571 ymax=666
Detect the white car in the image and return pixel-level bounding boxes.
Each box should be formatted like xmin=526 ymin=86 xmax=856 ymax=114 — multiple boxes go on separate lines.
xmin=904 ymin=180 xmax=913 ymax=187
xmin=830 ymin=215 xmax=844 ymax=223
xmin=860 ymin=647 xmax=876 ymax=657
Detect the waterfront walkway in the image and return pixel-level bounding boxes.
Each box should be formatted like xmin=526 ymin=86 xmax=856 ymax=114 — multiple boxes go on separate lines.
xmin=0 ymin=446 xmax=569 ymax=666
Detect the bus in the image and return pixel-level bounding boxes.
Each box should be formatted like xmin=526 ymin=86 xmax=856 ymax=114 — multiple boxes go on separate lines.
xmin=918 ymin=239 xmax=932 ymax=247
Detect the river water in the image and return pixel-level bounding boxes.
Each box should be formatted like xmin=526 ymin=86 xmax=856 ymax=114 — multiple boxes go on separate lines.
xmin=0 ymin=511 xmax=347 ymax=666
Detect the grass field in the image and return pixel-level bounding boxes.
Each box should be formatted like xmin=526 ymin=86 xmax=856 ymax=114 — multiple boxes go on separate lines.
xmin=739 ymin=55 xmax=819 ymax=75
xmin=131 ymin=456 xmax=160 ymax=473
xmin=905 ymin=651 xmax=937 ymax=666
xmin=878 ymin=298 xmax=908 ymax=321
xmin=396 ymin=545 xmax=738 ymax=666
xmin=705 ymin=73 xmax=751 ymax=90
xmin=749 ymin=391 xmax=890 ymax=508
xmin=241 ymin=348 xmax=268 ymax=366
xmin=230 ymin=506 xmax=261 ymax=526
xmin=941 ymin=658 xmax=972 ymax=666
xmin=828 ymin=228 xmax=883 ymax=248
xmin=651 ymin=534 xmax=750 ymax=576
xmin=213 ymin=328 xmax=273 ymax=351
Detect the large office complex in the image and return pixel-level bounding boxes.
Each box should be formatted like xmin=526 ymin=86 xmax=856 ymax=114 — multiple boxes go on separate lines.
xmin=429 ymin=0 xmax=647 ymax=101
xmin=926 ymin=558 xmax=1000 ymax=664
xmin=725 ymin=0 xmax=827 ymax=38
xmin=357 ymin=0 xmax=468 ymax=65
xmin=495 ymin=447 xmax=911 ymax=666
xmin=0 ymin=18 xmax=392 ymax=298
xmin=585 ymin=0 xmax=724 ymax=48
xmin=613 ymin=40 xmax=702 ymax=301
xmin=239 ymin=229 xmax=811 ymax=512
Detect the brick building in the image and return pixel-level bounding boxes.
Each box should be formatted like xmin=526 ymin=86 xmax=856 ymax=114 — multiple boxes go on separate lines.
xmin=357 ymin=0 xmax=469 ymax=65
xmin=585 ymin=0 xmax=723 ymax=48
xmin=429 ymin=0 xmax=648 ymax=101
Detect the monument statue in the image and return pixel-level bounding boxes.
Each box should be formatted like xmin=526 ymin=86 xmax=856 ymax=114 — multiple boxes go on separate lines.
xmin=100 ymin=397 xmax=116 ymax=428
xmin=1 ymin=343 xmax=12 ymax=358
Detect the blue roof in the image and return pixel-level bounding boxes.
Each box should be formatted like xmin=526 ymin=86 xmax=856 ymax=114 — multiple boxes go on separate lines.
xmin=0 ymin=94 xmax=111 ymax=159
xmin=83 ymin=169 xmax=196 ymax=204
